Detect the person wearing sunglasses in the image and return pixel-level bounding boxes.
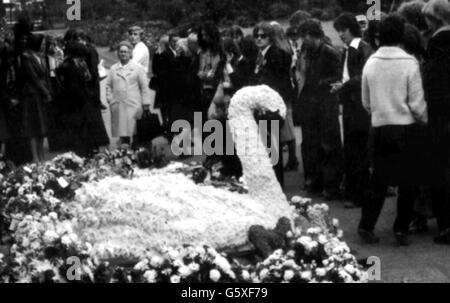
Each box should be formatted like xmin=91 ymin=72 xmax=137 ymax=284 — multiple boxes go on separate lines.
xmin=251 ymin=22 xmax=293 ymax=188
xmin=422 ymin=0 xmax=450 ymax=245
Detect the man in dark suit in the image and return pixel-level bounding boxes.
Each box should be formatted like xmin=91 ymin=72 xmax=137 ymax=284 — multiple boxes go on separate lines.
xmin=155 ymin=33 xmax=179 ymax=129
xmin=332 ymin=13 xmax=373 ymax=209
xmin=251 ymin=22 xmax=293 ymax=188
xmin=298 ymin=19 xmax=344 ymax=200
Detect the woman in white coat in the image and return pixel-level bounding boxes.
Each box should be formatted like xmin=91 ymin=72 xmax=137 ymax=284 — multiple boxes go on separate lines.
xmin=106 ymin=41 xmax=151 ymax=145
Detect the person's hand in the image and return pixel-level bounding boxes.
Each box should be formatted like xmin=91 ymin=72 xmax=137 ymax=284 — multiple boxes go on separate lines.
xmin=10 ymin=98 xmax=19 ymax=107
xmin=330 ymin=82 xmax=343 ymax=94
xmin=198 ymin=71 xmax=206 ymax=80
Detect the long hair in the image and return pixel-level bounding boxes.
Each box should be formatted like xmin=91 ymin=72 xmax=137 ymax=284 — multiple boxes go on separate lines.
xmin=198 ymin=20 xmax=222 ymax=55
xmin=271 ymin=22 xmax=292 ymax=55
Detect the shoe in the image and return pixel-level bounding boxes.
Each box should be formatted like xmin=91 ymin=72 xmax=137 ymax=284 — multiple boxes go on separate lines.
xmin=434 ymin=229 xmax=450 ymax=245
xmin=284 ymin=160 xmax=299 ymax=172
xmin=344 ymin=201 xmax=361 ymax=209
xmin=394 ymin=232 xmax=411 ymax=246
xmin=409 ymin=217 xmax=429 ymax=234
xmin=358 ymin=229 xmax=380 ymax=244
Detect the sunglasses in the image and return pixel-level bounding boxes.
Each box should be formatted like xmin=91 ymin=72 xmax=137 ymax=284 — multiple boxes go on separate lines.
xmin=254 ymin=33 xmax=268 ymax=39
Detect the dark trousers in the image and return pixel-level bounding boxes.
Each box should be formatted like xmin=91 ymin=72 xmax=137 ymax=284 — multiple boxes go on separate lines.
xmin=301 ymin=99 xmax=343 ymax=194
xmin=429 ymin=116 xmax=450 ymax=232
xmin=360 ymin=125 xmax=427 ymax=233
xmin=343 ymin=130 xmax=371 ymax=205
xmin=359 ymin=180 xmax=417 ymax=233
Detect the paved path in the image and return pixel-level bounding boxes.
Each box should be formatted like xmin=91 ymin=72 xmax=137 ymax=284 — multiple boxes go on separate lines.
xmin=282 ymin=136 xmax=450 ymax=283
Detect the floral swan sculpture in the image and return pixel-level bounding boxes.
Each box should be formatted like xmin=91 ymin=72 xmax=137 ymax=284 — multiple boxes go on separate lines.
xmin=73 ymin=85 xmax=294 ymax=259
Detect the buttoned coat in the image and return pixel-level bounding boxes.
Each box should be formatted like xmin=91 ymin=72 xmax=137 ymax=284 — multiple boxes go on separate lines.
xmin=106 ymin=61 xmax=151 ymax=138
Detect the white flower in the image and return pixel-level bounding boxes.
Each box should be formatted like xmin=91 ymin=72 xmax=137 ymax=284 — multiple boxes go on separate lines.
xmin=291 ymin=196 xmax=303 ymax=204
xmin=300 ymin=271 xmax=312 ymax=281
xmin=61 ymin=235 xmax=72 ymax=246
xmin=259 ymin=268 xmax=270 ymax=280
xmin=209 ymin=269 xmax=221 ymax=282
xmin=286 ymin=250 xmax=296 ymax=258
xmin=170 ymin=275 xmax=181 ymax=283
xmin=241 ymin=270 xmax=250 ymax=281
xmin=320 ymin=204 xmax=330 ymax=212
xmin=49 ymin=212 xmax=58 ymax=221
xmin=143 ymin=270 xmax=157 ymax=283
xmin=43 ymin=230 xmax=59 ymax=244
xmin=134 ymin=259 xmax=149 ymax=271
xmin=316 ymin=268 xmax=327 ymax=277
xmin=173 ymin=259 xmax=184 ymax=268
xmin=283 ymin=270 xmax=295 ymax=282
xmin=268 ymin=249 xmax=283 ymax=261
xmin=178 ymin=266 xmax=191 ymax=278
xmin=283 ymin=260 xmax=296 ymax=268
xmin=206 ymin=247 xmax=218 ymax=258
xmin=150 ymin=256 xmax=164 ymax=268
xmin=214 ymin=256 xmax=231 ymax=272
xmin=332 ymin=218 xmax=339 ymax=227
xmin=344 ymin=264 xmax=356 ymax=275
xmin=298 ymin=236 xmax=313 ymax=246
xmin=318 ymin=234 xmax=328 ymax=245
xmin=69 ymin=233 xmax=78 ymax=243
xmin=307 ymin=227 xmax=322 ymax=235
xmin=286 ymin=231 xmax=294 ymax=238
xmin=339 ymin=270 xmax=354 ymax=283
xmin=41 ymin=216 xmax=51 ymax=224
xmin=195 ymin=247 xmax=206 ymax=256
xmin=188 ymin=263 xmax=200 ymax=272
xmin=337 ymin=229 xmax=344 ymax=238
xmin=21 ymin=237 xmax=30 ymax=248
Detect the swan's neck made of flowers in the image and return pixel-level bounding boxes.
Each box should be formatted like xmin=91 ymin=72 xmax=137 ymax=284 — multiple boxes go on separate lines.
xmin=229 ymin=110 xmax=286 ymax=204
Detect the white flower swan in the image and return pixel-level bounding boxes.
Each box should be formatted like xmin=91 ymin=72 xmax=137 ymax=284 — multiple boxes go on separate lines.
xmin=73 ymin=85 xmax=293 ymax=259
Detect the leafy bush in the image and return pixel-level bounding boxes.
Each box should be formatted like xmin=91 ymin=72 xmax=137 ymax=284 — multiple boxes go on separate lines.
xmin=310 ymin=8 xmax=325 ymax=20
xmin=235 ymin=15 xmax=256 ymax=28
xmin=268 ymin=3 xmax=292 ymax=19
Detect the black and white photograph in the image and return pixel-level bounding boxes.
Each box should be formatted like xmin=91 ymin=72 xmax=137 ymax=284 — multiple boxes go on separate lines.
xmin=0 ymin=0 xmax=449 ymax=288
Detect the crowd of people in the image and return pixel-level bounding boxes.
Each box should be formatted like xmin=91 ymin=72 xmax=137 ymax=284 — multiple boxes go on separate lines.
xmin=0 ymin=21 xmax=109 ymax=163
xmin=2 ymin=0 xmax=450 ymax=247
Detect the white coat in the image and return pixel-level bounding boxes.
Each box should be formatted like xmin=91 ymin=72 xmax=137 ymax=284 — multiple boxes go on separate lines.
xmin=106 ymin=61 xmax=151 ymax=138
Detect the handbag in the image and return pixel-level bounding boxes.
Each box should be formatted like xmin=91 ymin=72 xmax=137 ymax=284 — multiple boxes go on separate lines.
xmin=136 ymin=108 xmax=164 ymax=144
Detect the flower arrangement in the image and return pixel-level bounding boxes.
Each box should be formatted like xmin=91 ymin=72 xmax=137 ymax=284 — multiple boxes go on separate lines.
xmin=0 ymin=149 xmax=367 ymax=283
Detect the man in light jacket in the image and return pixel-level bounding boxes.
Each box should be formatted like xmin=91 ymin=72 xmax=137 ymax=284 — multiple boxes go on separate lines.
xmin=358 ymin=14 xmax=428 ymax=246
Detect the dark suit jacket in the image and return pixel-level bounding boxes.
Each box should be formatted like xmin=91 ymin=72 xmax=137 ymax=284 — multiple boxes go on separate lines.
xmin=340 ymin=39 xmax=373 ymax=133
xmin=252 ymin=45 xmax=294 ymax=104
xmin=229 ymin=57 xmax=251 ymax=93
xmin=302 ymin=42 xmax=341 ymax=100
xmin=154 ymin=48 xmax=177 ymax=109
xmin=85 ymin=44 xmax=101 ymax=106
xmin=423 ymin=29 xmax=450 ymax=120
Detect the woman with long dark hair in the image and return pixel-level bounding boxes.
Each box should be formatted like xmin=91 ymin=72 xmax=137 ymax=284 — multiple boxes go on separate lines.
xmin=197 ymin=21 xmax=226 ymax=117
xmin=17 ymin=33 xmax=51 ymax=163
xmin=56 ymin=42 xmax=98 ymax=157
